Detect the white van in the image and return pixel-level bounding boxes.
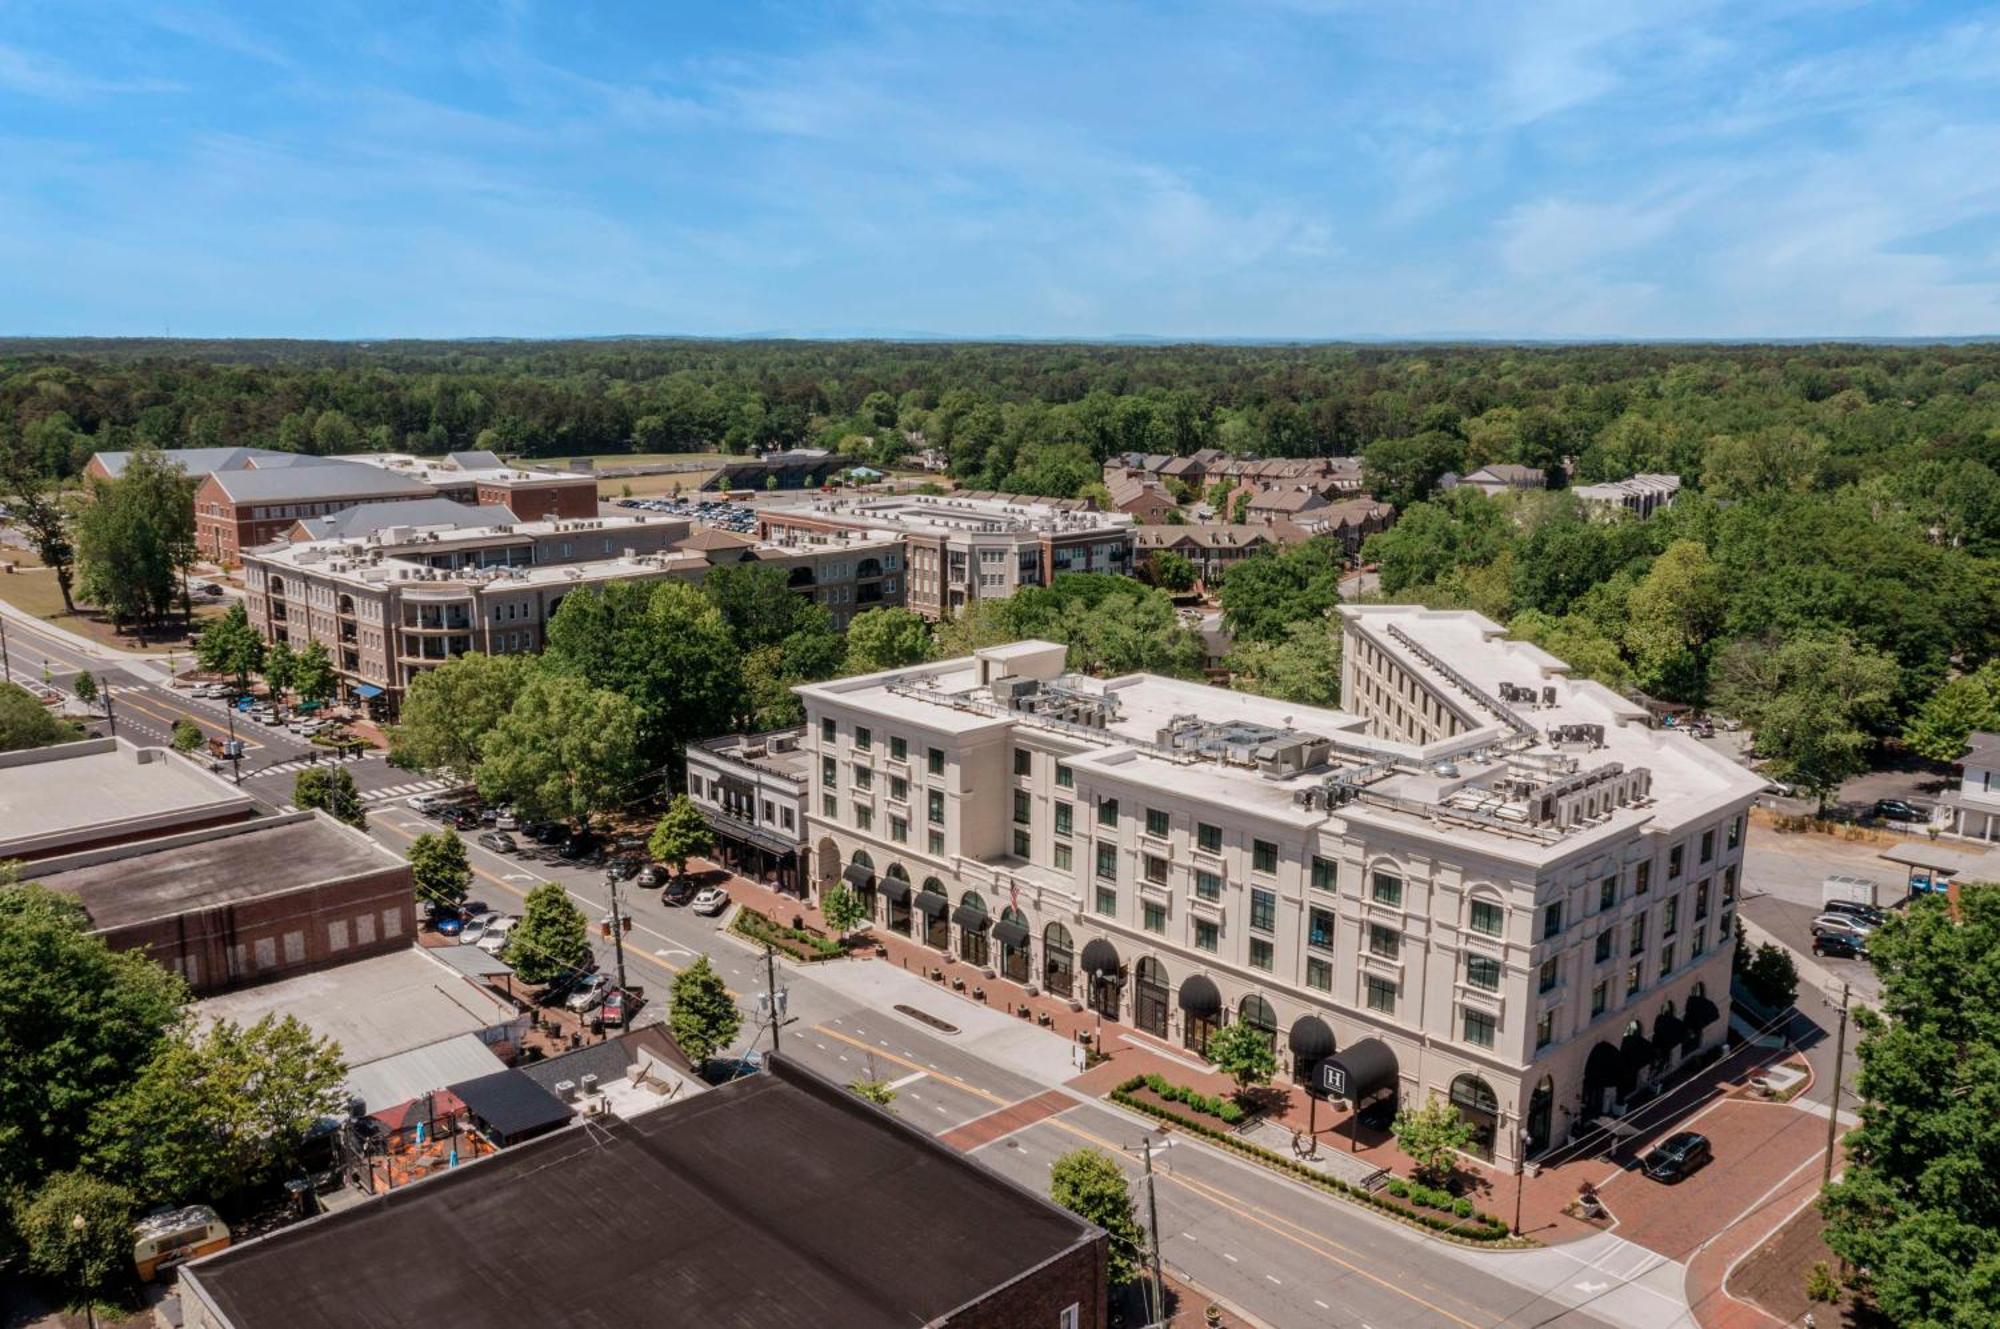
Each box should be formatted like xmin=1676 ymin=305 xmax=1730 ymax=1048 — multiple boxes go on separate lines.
xmin=133 ymin=1204 xmax=230 ymax=1281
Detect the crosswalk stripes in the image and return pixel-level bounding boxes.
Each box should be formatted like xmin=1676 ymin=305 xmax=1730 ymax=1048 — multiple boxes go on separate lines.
xmin=255 ymin=751 xmax=387 ymax=781
xmin=360 ymin=778 xmax=453 ymax=803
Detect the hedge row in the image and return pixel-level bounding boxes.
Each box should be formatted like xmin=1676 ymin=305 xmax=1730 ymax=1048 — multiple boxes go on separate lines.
xmin=731 ymin=910 xmax=844 ymax=961
xmin=1137 ymin=1072 xmax=1246 ymax=1125
xmin=1110 ymin=1080 xmax=1520 ymax=1245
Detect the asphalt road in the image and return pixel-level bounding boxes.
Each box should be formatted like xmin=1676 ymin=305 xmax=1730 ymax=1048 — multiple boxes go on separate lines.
xmin=351 ymin=801 xmax=1622 ymax=1329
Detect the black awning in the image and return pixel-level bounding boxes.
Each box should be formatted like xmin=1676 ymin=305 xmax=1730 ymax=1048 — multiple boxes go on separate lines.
xmin=878 ymin=876 xmax=911 ymax=904
xmin=1080 ymin=938 xmax=1121 ymax=978
xmin=1314 ymin=1037 xmax=1397 ymax=1103
xmin=1651 ymin=1012 xmax=1685 ymax=1059
xmin=952 ymin=904 xmax=991 ymax=931
xmin=1584 ymin=1040 xmax=1622 ymax=1091
xmin=447 ymin=1069 xmax=572 ymax=1143
xmin=1619 ymin=1031 xmax=1653 ymax=1090
xmin=914 ymin=891 xmax=949 ymax=918
xmin=1178 ymin=974 xmax=1222 ymax=1015
xmin=1288 ymin=1015 xmax=1336 ymax=1060
xmin=993 ymin=918 xmax=1029 ymax=948
xmin=1685 ymin=993 xmax=1720 ymax=1033
xmin=841 ymin=862 xmax=874 ymax=889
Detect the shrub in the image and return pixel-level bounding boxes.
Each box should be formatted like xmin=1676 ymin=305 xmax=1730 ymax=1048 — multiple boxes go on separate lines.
xmin=1145 ymin=1073 xmax=1170 ymax=1095
xmin=1387 ymin=1179 xmax=1409 ymax=1198
xmin=1219 ymin=1101 xmax=1245 ymax=1125
xmin=1805 ymin=1261 xmax=1840 ymax=1303
xmin=1453 ymin=1197 xmax=1474 ymax=1219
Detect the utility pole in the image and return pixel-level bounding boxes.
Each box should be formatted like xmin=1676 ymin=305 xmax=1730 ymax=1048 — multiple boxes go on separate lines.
xmin=225 ymin=705 xmax=242 ymax=785
xmin=1 ymin=615 xmax=10 ymax=679
xmin=1823 ymin=981 xmax=1851 ymax=1187
xmin=1142 ymin=1139 xmax=1166 ymax=1328
xmin=102 ymin=684 xmax=116 ymax=738
xmin=606 ymin=870 xmax=629 ymax=996
xmin=764 ymin=942 xmax=783 ymax=1057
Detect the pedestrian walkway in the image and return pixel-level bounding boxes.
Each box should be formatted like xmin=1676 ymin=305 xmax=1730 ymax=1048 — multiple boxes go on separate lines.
xmin=276 ymin=775 xmax=452 ymax=814
xmin=253 ymin=750 xmax=386 ymax=782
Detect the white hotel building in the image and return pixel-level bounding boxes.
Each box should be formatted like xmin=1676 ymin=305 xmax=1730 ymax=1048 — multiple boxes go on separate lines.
xmin=793 ymin=605 xmax=1762 ymax=1166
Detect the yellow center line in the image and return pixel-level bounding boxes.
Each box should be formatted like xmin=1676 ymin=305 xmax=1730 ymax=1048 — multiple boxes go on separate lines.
xmin=108 ymin=689 xmax=268 ymax=749
xmin=812 ymin=1024 xmax=1006 ymax=1104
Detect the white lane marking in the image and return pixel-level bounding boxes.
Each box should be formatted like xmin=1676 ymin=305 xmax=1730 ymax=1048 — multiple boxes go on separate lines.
xmin=1222 ymin=1252 xmax=1238 ymax=1263
xmin=888 ymin=1070 xmax=928 ymax=1089
xmin=1314 ymin=1300 xmax=1329 ymax=1311
xmin=1265 ymin=1274 xmax=1282 ymax=1286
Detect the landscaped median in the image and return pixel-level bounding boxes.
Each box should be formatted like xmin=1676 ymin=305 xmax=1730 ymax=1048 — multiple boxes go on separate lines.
xmin=1108 ymin=1075 xmax=1527 ymax=1246
xmin=729 ymin=907 xmax=846 ymax=962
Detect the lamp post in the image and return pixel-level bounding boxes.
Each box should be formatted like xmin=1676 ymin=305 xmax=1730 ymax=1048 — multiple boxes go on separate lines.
xmin=1513 ymin=1127 xmax=1531 ymax=1236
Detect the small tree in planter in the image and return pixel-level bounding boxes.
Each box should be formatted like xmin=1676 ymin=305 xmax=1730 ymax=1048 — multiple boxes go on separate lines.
xmin=1206 ymin=1021 xmax=1277 ymax=1103
xmin=669 ymin=954 xmax=743 ymax=1065
xmin=1392 ymin=1094 xmax=1473 ymax=1188
xmin=648 ymin=794 xmax=713 ymax=881
xmin=1049 ymin=1148 xmax=1144 ymax=1286
xmin=819 ymin=881 xmax=868 ymax=938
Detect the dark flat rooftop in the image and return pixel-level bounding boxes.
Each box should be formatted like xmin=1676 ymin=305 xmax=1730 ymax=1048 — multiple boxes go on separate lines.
xmin=186 ymin=1058 xmax=1098 ymax=1329
xmin=35 ymin=816 xmax=403 ymax=931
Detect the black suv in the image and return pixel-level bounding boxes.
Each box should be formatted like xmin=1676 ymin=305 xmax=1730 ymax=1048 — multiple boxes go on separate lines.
xmin=1873 ymin=798 xmax=1929 ymax=823
xmin=1641 ymin=1131 xmax=1713 ymax=1183
xmin=1813 ymin=930 xmax=1868 ymax=959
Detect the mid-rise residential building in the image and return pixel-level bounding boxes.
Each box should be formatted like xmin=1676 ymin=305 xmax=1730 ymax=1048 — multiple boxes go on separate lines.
xmin=1454 ymin=464 xmax=1549 ymax=496
xmin=241 ymin=513 xmax=903 ymax=707
xmin=758 ymin=492 xmax=1135 ymax=618
xmin=791 ymin=605 xmax=1761 ymax=1167
xmin=1573 ymin=474 xmax=1682 ymax=521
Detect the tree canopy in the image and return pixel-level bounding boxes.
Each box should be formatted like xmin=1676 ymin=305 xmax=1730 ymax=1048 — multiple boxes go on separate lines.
xmin=475 ymin=672 xmax=646 ymax=827
xmin=0 ymin=680 xmax=84 ymax=752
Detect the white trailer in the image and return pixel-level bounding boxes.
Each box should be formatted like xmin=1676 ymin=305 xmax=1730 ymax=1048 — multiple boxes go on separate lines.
xmin=1822 ymin=874 xmax=1881 ymax=908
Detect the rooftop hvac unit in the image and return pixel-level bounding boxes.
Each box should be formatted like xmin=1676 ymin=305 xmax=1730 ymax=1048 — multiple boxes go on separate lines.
xmin=580 ymin=1073 xmax=600 ymax=1095
xmin=553 ymin=1079 xmax=578 ymax=1100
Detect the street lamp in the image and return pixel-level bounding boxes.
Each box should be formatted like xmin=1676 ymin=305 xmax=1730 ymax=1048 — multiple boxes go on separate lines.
xmin=1513 ymin=1127 xmax=1532 ymax=1236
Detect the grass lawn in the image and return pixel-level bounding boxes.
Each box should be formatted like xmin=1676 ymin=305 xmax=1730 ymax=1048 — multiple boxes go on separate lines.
xmin=0 ymin=547 xmax=226 ymax=654
xmin=535 ymin=451 xmax=731 ymax=468
xmin=597 ymin=469 xmax=722 ymax=499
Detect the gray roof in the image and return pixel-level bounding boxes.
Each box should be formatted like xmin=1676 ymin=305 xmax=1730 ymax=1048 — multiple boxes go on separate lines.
xmin=344 ymin=1033 xmax=506 ymax=1115
xmin=206 ymin=461 xmax=436 ymax=502
xmin=1963 ymin=731 xmax=2000 ymax=767
xmin=444 ymin=450 xmax=506 ymax=471
xmin=90 ymin=446 xmax=298 ymax=478
xmin=293 ymin=499 xmax=513 ymax=541
xmin=427 ymin=944 xmax=516 ymax=980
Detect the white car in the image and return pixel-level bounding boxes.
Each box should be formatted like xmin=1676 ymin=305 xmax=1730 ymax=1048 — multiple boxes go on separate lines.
xmin=475 ymin=916 xmax=518 ymax=955
xmin=691 ymin=887 xmax=730 ymax=917
xmin=458 ymin=910 xmax=500 ymax=946
xmin=565 ymin=972 xmax=612 ymax=1012
xmin=407 ymin=793 xmax=444 ymax=814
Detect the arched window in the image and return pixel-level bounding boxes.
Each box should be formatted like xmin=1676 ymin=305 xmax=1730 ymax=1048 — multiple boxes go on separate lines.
xmin=1448 ymin=1074 xmax=1499 ymax=1160
xmin=1134 ymin=958 xmax=1170 ymax=1038
xmin=955 ymin=890 xmax=991 ymax=966
xmin=1043 ymin=922 xmax=1075 ymax=998
xmin=998 ymin=906 xmax=1030 ymax=983
xmin=1526 ymin=1075 xmax=1554 ymax=1156
xmin=885 ymin=862 xmax=909 ymax=882
xmin=1238 ymin=994 xmax=1278 ymax=1050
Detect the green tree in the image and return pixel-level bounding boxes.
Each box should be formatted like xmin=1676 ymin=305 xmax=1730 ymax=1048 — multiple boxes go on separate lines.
xmin=1049 ymin=1148 xmax=1145 ymax=1286
xmin=1206 ymin=1021 xmax=1278 ymax=1099
xmin=0 ymin=680 xmax=84 ymax=751
xmin=12 ymin=1171 xmax=135 ymax=1301
xmin=847 ymin=1076 xmax=896 ymax=1107
xmin=261 ymin=640 xmax=297 ymax=706
xmin=1712 ymin=632 xmax=1900 ymax=808
xmin=504 ymin=881 xmax=593 ymax=986
xmin=195 ymin=602 xmax=264 ymax=692
xmin=293 ymin=765 xmax=365 ymax=828
xmin=1392 ymin=1094 xmax=1475 ymax=1187
xmin=647 ymin=794 xmax=714 ymax=879
xmin=1362 ymin=430 xmax=1465 ymax=508
xmin=1219 ymin=539 xmax=1349 ymax=643
xmin=475 ymin=673 xmax=645 ymax=828
xmin=1362 ymin=490 xmax=1509 ymax=595
xmin=1506 ymin=610 xmax=1633 ymax=690
xmin=74 ymin=445 xmax=196 ymax=632
xmin=0 ymin=436 xmax=79 ymax=613
xmin=819 ymin=882 xmax=869 ymax=936
xmin=0 ymin=882 xmax=187 ymax=1195
xmin=86 ymin=1016 xmax=345 ymax=1204
xmin=388 ymin=652 xmax=534 ymax=781
xmin=842 ymin=607 xmax=932 ymax=674
xmin=1901 ymin=663 xmax=2000 ymax=765
xmin=1820 ymin=890 xmax=2000 ymax=1328
xmin=1230 ymin=488 xmax=1253 ymax=523
xmin=1732 ymin=940 xmax=1799 ymax=1013
xmin=70 ymin=669 xmax=96 ymax=706
xmin=1623 ymin=540 xmax=1726 ymax=700
xmin=406 ymin=831 xmax=472 ymax=915
xmin=1227 ymin=617 xmax=1342 ymax=706
xmin=668 ymin=954 xmax=742 ymax=1064
xmin=292 ymin=640 xmax=335 ymax=707
xmin=1146 ymin=549 xmax=1198 ymax=593
xmin=170 ymin=716 xmax=204 ymax=753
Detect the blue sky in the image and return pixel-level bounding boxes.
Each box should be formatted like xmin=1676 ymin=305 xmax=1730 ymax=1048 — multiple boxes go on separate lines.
xmin=3 ymin=1 xmax=1998 ymax=339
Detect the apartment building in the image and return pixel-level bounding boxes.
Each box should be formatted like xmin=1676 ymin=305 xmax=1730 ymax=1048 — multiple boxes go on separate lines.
xmin=241 ymin=513 xmax=903 ymax=707
xmin=758 ymin=492 xmax=1135 ymax=619
xmin=685 ymin=731 xmax=811 ymax=895
xmin=1572 ymin=473 xmax=1683 ymax=521
xmin=793 ymin=606 xmax=1761 ymax=1166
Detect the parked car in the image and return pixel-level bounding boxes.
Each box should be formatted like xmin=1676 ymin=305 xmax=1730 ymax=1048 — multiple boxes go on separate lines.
xmin=634 ymin=864 xmax=667 ymax=890
xmin=565 ymin=973 xmax=612 ymax=1013
xmin=476 ymin=831 xmax=518 ymax=854
xmin=600 ymin=987 xmax=645 ymax=1028
xmin=691 ymin=886 xmax=730 ymax=917
xmin=661 ymin=877 xmax=696 ymax=907
xmin=432 ymin=910 xmax=466 ymax=938
xmin=558 ymin=834 xmax=603 ymax=863
xmin=458 ymin=910 xmax=501 ymax=946
xmin=408 ymin=792 xmax=445 ymax=814
xmin=1872 ymin=798 xmax=1929 ymax=824
xmin=1641 ymin=1131 xmax=1712 ymax=1183
xmin=441 ymin=806 xmax=480 ymax=831
xmin=1820 ymin=899 xmax=1886 ymax=927
xmin=475 ymin=916 xmax=518 ymax=955
xmin=607 ymin=857 xmax=642 ymax=881
xmin=525 ymin=821 xmax=565 ymax=845
xmin=494 ymin=809 xmax=520 ymax=832
xmin=1813 ymin=931 xmax=1868 ymax=959
xmin=1811 ymin=912 xmax=1875 ymax=938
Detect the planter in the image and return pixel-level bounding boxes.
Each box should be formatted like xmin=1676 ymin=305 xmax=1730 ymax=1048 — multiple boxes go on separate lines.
xmin=1204 ymin=1308 xmax=1223 ymax=1327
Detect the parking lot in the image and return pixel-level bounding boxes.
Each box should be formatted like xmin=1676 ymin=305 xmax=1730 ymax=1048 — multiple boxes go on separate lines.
xmin=614 ymin=494 xmax=758 ymax=535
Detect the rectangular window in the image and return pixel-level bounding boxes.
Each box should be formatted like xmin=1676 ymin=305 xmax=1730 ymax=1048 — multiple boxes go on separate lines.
xmin=1195 ymin=920 xmax=1220 ymax=953
xmin=1311 ymin=856 xmax=1338 ymax=892
xmin=1142 ymin=901 xmax=1167 ymax=934
xmin=822 ymin=794 xmax=837 ymax=818
xmin=254 ymin=936 xmax=277 ymax=969
xmin=1366 ymin=975 xmax=1396 ymax=1014
xmin=1539 ymin=957 xmax=1559 ymax=992
xmin=1636 ymin=861 xmax=1652 ymax=895
xmin=1727 ymin=814 xmax=1742 ymax=850
xmin=327 ymin=920 xmax=348 ymax=951
xmin=1664 ymin=896 xmax=1679 ymax=937
xmin=1144 ymin=854 xmax=1169 ymax=886
xmin=1536 ymin=1010 xmax=1555 ymax=1050
xmin=890 ymin=815 xmax=908 ymax=844
xmin=1723 ymin=865 xmax=1737 ymax=904
xmin=1096 ymin=843 xmax=1118 ymax=880
xmin=1055 ymin=763 xmax=1073 ymax=789
xmin=1250 ymin=888 xmax=1276 ymax=932
xmin=855 ymin=806 xmax=872 ymax=832
xmin=1197 ymin=822 xmax=1222 ymax=853
xmin=1626 ymin=963 xmax=1641 ymax=997
xmin=821 ymin=755 xmax=837 ymax=788
xmin=1469 ymin=899 xmax=1503 ymax=936
xmin=1659 ymin=943 xmax=1675 ymax=979
xmin=1372 ymin=872 xmax=1403 ymax=907
xmin=1599 ymin=876 xmax=1617 ymax=913
xmin=1463 ymin=1009 xmax=1496 ymax=1049
xmin=1250 ymin=939 xmax=1274 ymax=971
xmin=852 ymin=764 xmax=872 ymax=792
xmin=1096 ymin=885 xmax=1117 ymax=917
xmin=1013 ymin=789 xmax=1031 ymax=825
xmin=1145 ymin=807 xmax=1170 ymax=838
xmin=854 ymin=726 xmax=871 ymax=751
xmin=1630 ymin=911 xmax=1647 ymax=956
xmin=1465 ymin=954 xmax=1501 ymax=990
xmin=1368 ymin=924 xmax=1400 ymax=960
xmin=927 ymin=747 xmax=945 ymax=776
xmin=1699 ymin=828 xmax=1715 ymax=863
xmin=890 ymin=775 xmax=907 ymax=802
xmin=1061 ymin=1303 xmax=1081 ymax=1329
xmin=382 ymin=907 xmax=402 ymax=938
xmin=1194 ymin=870 xmax=1222 ymax=901
xmin=821 ymin=717 xmax=836 ymax=742
xmin=1098 ymin=797 xmax=1119 ymax=828
xmin=1013 ymin=829 xmax=1031 ymax=857
xmin=1054 ymin=802 xmax=1073 ymax=837
xmin=926 ymin=790 xmax=946 ymax=826
xmin=1307 ymin=906 xmax=1336 ymax=949
xmin=1053 ymin=842 xmax=1073 ymax=872
xmin=1014 ymin=748 xmax=1032 ymax=776
xmin=928 ymin=829 xmax=945 ymax=855
xmin=1595 ymin=930 xmax=1614 ymax=963
xmin=1591 ymin=981 xmax=1609 ymax=1017
xmin=1691 ymin=926 xmax=1706 ymax=958
xmin=1252 ymin=839 xmax=1278 ymax=874
xmin=1306 ymin=956 xmax=1333 ymax=991
xmin=1668 ymin=845 xmax=1684 ymax=880
xmin=1543 ymin=901 xmax=1563 ymax=940
xmin=890 ymin=736 xmax=907 ymax=761
xmin=1695 ymin=880 xmax=1710 ymax=920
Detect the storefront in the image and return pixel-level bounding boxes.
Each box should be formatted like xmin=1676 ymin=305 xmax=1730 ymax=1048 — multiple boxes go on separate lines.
xmin=1080 ymin=938 xmax=1122 ymax=1020
xmin=1179 ymin=975 xmax=1221 ymax=1056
